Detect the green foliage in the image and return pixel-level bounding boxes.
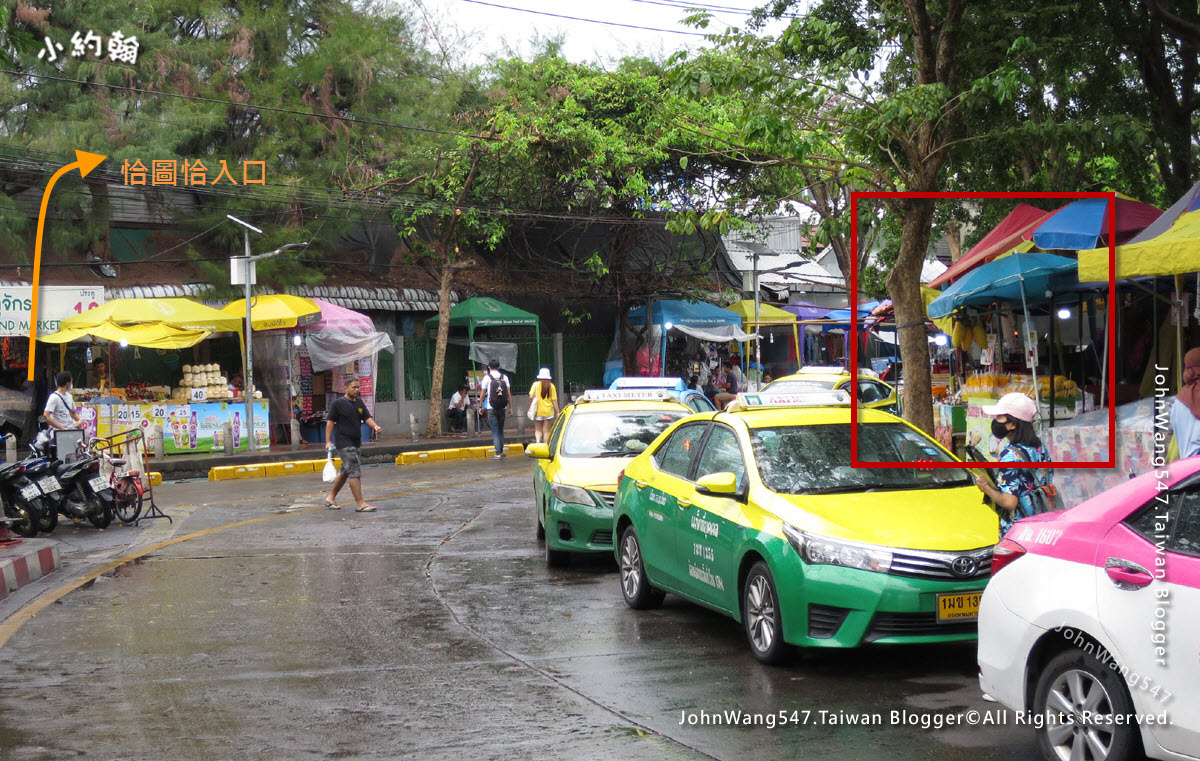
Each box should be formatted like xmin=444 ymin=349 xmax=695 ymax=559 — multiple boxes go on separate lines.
xmin=0 ymin=0 xmax=459 ymax=285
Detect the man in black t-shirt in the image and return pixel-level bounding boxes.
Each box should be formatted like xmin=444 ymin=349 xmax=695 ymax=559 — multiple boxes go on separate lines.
xmin=324 ymin=379 xmax=382 ymax=512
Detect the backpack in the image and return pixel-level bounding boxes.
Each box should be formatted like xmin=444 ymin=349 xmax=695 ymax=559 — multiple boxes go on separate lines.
xmin=1011 ymin=444 xmax=1064 ymax=515
xmin=486 ymin=372 xmax=509 ymax=410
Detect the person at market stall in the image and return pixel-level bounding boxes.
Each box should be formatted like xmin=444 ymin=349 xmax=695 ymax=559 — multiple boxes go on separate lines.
xmin=1170 ymin=347 xmax=1200 ymax=458
xmin=447 ymin=382 xmax=476 ymax=436
xmin=87 ymin=359 xmax=108 ymax=390
xmin=972 ymin=393 xmax=1051 ymax=535
xmin=713 ymin=361 xmax=739 ymax=410
xmin=693 ymin=350 xmax=711 ymax=390
xmin=324 ymin=378 xmax=382 ymax=512
xmin=527 ymin=367 xmax=560 ymax=445
xmin=44 ymin=371 xmax=83 ymax=432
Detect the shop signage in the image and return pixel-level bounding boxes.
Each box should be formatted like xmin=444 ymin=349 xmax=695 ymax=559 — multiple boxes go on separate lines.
xmin=0 ymin=286 xmax=105 ymax=337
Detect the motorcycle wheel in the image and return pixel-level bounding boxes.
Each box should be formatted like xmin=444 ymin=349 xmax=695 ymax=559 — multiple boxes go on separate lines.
xmin=36 ymin=498 xmax=58 ymax=533
xmin=87 ymin=495 xmax=113 ymax=529
xmin=4 ymin=495 xmax=38 ymax=537
xmin=113 ymin=480 xmax=142 ymax=524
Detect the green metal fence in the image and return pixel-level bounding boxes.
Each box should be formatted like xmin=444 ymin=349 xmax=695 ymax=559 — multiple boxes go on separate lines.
xmin=375 ymin=348 xmax=395 ymax=402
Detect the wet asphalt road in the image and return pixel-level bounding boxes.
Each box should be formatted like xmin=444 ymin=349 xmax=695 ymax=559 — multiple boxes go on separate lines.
xmin=0 ymin=458 xmax=1037 ymax=760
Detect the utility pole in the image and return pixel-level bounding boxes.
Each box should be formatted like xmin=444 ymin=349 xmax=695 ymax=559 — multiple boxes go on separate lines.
xmin=227 ymin=215 xmax=307 ymax=451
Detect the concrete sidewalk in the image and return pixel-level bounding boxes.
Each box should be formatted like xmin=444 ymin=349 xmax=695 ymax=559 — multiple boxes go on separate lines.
xmin=151 ymin=429 xmax=534 ymax=480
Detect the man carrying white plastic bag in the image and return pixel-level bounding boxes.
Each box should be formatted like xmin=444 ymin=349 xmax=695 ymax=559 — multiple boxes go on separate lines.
xmin=323 ymin=379 xmax=382 ymax=512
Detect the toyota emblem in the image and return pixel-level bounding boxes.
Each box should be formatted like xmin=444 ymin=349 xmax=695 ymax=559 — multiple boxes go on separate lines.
xmin=950 ymin=556 xmax=978 ymax=578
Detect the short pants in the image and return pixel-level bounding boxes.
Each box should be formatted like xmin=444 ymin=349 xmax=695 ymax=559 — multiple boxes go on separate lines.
xmin=336 ymin=446 xmax=362 ymax=478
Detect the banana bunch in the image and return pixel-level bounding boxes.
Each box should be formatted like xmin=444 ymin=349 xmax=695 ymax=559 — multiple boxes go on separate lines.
xmin=950 ymin=317 xmax=989 ymax=351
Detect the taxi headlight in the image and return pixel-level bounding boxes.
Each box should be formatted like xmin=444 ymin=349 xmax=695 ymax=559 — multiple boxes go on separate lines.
xmin=782 ymin=523 xmax=892 ymax=574
xmin=551 ymin=482 xmax=596 ymax=506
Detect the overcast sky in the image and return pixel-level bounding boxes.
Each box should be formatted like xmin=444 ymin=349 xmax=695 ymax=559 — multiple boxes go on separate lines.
xmin=413 ymin=0 xmax=765 ymax=66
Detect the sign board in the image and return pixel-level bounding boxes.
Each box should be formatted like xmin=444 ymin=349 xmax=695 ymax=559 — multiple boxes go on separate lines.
xmin=0 ymin=286 xmax=106 ymax=337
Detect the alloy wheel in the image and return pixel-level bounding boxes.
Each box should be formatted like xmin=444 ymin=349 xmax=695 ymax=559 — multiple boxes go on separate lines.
xmin=1044 ymin=668 xmax=1116 ymax=761
xmin=620 ymin=534 xmax=642 ymax=598
xmin=745 ymin=575 xmax=776 ymax=653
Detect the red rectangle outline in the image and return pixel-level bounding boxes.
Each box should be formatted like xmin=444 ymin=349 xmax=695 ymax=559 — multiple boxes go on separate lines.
xmin=849 ymin=191 xmax=1117 ymax=469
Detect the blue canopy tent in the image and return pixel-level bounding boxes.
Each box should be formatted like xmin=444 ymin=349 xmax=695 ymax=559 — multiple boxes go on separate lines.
xmin=604 ymin=300 xmax=756 ymax=385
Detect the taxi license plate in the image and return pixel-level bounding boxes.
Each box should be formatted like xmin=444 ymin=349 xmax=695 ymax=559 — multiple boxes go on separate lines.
xmin=20 ymin=484 xmax=39 ymax=501
xmin=936 ymin=592 xmax=982 ymax=623
xmin=88 ymin=475 xmax=109 ymax=493
xmin=38 ymin=476 xmax=61 ymax=493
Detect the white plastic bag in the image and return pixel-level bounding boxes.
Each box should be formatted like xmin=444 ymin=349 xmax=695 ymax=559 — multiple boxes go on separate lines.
xmin=322 ymin=451 xmax=337 ymax=482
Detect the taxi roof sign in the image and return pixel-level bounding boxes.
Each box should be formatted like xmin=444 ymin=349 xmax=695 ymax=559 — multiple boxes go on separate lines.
xmin=609 ymin=376 xmax=686 ymax=391
xmin=579 ymin=389 xmax=678 ymax=404
xmin=731 ymin=390 xmax=851 ymax=409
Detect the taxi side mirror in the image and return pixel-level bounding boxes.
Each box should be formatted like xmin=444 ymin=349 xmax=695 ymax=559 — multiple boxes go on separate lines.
xmin=695 ymin=471 xmax=738 ymax=497
xmin=525 ymin=443 xmax=551 ymax=459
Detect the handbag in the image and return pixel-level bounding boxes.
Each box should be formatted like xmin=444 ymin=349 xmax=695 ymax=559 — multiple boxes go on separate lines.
xmin=1013 ymin=445 xmax=1064 ymax=514
xmin=527 ymin=398 xmax=538 ymax=419
xmin=322 ymin=450 xmax=337 ymax=482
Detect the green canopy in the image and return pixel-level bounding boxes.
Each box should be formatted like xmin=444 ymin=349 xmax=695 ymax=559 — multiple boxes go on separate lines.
xmin=425 ymin=297 xmax=539 ymax=330
xmin=425 ymin=297 xmax=541 ymax=382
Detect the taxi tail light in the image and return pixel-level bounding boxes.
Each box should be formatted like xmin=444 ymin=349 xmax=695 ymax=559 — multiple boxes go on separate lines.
xmin=990 ymin=538 xmax=1026 ymax=576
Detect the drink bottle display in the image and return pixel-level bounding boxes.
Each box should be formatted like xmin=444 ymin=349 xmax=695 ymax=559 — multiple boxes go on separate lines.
xmin=233 ymin=411 xmax=241 ymax=448
xmin=168 ymin=411 xmax=183 ymax=448
xmin=189 ymin=411 xmax=198 ymax=449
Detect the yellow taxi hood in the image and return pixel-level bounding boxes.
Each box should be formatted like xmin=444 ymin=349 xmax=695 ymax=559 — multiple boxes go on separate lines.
xmin=764 ymin=488 xmax=998 ymax=552
xmin=552 ymin=456 xmax=629 ymax=492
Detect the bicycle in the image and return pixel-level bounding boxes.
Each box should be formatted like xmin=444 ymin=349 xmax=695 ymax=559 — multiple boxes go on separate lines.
xmin=94 ymin=445 xmax=143 ymax=524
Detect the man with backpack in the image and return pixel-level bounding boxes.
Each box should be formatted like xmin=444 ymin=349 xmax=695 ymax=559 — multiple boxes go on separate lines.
xmin=479 ymin=358 xmax=512 ymax=460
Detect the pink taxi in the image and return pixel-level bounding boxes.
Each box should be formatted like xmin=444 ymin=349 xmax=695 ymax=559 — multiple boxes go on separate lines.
xmin=978 ymin=458 xmax=1200 ymax=761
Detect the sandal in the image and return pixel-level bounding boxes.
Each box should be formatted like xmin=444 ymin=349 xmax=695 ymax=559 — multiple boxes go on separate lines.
xmin=355 ymin=504 xmax=377 ymax=512
xmin=324 ymin=499 xmax=341 ymax=510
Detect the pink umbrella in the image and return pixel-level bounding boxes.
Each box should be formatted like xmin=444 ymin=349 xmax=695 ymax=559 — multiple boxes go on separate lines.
xmin=308 ymin=298 xmax=375 ymax=332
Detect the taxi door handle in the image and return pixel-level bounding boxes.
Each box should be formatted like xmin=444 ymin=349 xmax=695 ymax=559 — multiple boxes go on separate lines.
xmin=677 ymin=498 xmax=693 ymax=508
xmin=635 ymin=479 xmax=648 ymax=490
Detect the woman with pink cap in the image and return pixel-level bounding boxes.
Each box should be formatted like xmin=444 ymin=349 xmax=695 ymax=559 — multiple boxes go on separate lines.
xmin=973 ymin=392 xmax=1051 ymax=535
xmin=1170 ymin=348 xmax=1200 ymax=458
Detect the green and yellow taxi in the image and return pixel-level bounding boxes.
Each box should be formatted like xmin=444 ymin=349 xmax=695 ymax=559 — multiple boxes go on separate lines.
xmin=613 ymin=391 xmax=998 ymax=663
xmin=763 ymin=366 xmax=898 ymax=413
xmin=526 ymin=387 xmax=693 ymax=567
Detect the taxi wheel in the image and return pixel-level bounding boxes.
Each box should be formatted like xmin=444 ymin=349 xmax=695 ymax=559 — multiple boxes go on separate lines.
xmin=1032 ymin=649 xmax=1142 ymax=761
xmin=536 ymin=504 xmax=545 ymax=542
xmin=619 ymin=526 xmax=664 ymax=609
xmin=742 ymin=562 xmax=791 ymax=665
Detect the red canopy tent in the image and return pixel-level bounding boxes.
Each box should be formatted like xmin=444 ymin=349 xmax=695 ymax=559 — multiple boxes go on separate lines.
xmin=927 ymin=203 xmax=1055 ymax=288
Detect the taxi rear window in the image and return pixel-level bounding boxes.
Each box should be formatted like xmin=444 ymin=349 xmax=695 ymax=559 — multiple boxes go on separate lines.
xmin=750 ymin=423 xmax=971 ymax=495
xmin=561 ymin=410 xmax=687 ymax=457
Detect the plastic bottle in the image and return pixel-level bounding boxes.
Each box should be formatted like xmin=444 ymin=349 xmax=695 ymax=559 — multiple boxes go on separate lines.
xmin=233 ymin=411 xmax=241 ymax=449
xmin=168 ymin=411 xmax=183 ymax=448
xmin=189 ymin=411 xmax=198 ymax=450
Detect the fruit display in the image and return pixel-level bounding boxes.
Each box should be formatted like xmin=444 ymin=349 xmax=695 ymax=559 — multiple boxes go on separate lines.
xmin=950 ymin=316 xmax=991 ymax=351
xmin=960 ymin=371 xmax=1081 ymax=404
xmin=174 ymin=363 xmax=233 ymax=400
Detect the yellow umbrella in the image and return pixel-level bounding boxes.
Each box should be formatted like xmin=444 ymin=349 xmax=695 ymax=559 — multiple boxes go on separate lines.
xmin=1078 ymin=209 xmax=1200 ymax=281
xmin=726 ymin=300 xmax=798 ymax=325
xmin=221 ymin=294 xmax=321 ymax=331
xmin=41 ymin=321 xmax=211 ymax=349
xmin=60 ymin=297 xmax=243 ymax=333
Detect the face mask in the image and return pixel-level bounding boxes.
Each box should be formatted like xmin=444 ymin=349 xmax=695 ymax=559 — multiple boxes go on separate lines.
xmin=991 ymin=420 xmax=1009 ymax=439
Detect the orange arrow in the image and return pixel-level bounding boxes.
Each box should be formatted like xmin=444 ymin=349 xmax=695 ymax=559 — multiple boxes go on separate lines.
xmin=26 ymin=150 xmax=107 ymax=381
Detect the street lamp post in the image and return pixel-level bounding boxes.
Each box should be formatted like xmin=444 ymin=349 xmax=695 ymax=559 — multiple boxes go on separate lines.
xmin=226 ymin=215 xmax=307 ymax=451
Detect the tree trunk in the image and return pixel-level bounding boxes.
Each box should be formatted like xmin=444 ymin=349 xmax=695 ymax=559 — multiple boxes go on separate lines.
xmin=426 ymin=265 xmax=454 ymax=437
xmin=87 ymin=180 xmax=111 ymax=261
xmin=887 ymin=201 xmax=937 ymax=435
xmin=945 ymin=222 xmax=961 ymax=262
xmin=424 ymin=148 xmax=482 ymax=438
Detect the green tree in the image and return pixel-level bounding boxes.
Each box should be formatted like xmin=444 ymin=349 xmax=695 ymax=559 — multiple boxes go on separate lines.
xmin=1 ymin=0 xmax=458 ymax=285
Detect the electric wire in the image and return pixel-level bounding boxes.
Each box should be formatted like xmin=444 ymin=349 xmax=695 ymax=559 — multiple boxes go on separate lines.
xmin=457 ymin=0 xmax=711 ymax=36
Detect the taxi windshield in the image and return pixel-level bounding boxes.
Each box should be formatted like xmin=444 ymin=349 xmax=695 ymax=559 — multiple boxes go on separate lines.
xmin=750 ymin=423 xmax=972 ymax=494
xmin=561 ymin=410 xmax=688 ymax=457
xmin=763 ymin=379 xmax=837 ymax=394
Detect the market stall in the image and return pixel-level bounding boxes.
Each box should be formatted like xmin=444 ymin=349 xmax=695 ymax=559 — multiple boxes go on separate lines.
xmin=604 ymin=300 xmax=755 ymax=386
xmin=425 ymin=297 xmax=539 ymax=396
xmin=726 ymin=300 xmax=799 ymax=382
xmin=41 ymin=298 xmax=268 ymax=454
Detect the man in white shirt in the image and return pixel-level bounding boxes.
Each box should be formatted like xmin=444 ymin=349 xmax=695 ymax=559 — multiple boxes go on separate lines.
xmin=479 ymin=359 xmax=512 ymax=459
xmin=44 ymin=371 xmax=83 ymax=431
xmin=446 ymin=382 xmax=476 ymax=435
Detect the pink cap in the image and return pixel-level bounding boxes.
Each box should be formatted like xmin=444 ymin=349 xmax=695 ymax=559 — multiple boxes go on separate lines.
xmin=982 ymin=392 xmax=1037 ymax=423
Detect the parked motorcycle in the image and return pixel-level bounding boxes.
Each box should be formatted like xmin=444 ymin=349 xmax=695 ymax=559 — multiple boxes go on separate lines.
xmin=31 ymin=434 xmax=114 ymax=530
xmin=0 ymin=434 xmax=57 ymax=536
